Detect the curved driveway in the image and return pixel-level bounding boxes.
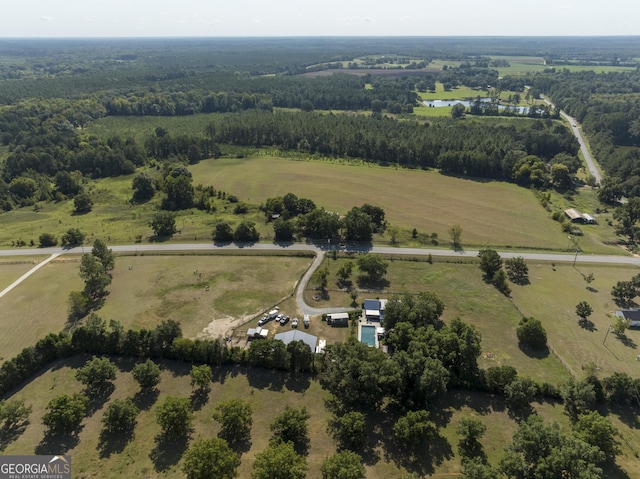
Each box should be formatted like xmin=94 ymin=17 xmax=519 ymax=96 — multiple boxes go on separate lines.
xmin=2 ymin=243 xmax=640 ymax=315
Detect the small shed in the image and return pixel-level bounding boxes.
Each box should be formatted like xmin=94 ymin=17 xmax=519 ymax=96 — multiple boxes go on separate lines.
xmin=564 ymin=208 xmax=583 ymax=223
xmin=327 ymin=312 xmax=350 ymax=327
xmin=247 ymin=327 xmax=269 ymax=339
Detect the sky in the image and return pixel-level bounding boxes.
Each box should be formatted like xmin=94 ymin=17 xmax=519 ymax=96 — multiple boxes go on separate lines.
xmin=2 ymin=0 xmax=639 ymax=37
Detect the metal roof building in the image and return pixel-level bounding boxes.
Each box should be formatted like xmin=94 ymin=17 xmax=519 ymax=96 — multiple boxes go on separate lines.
xmin=274 ymin=330 xmax=318 ymax=352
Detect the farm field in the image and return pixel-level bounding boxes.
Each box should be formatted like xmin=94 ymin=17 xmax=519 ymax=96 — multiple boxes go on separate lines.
xmin=0 ymin=253 xmax=312 ymax=364
xmin=98 ymin=253 xmax=313 ymax=339
xmin=0 ymin=170 xmax=273 ymax=248
xmin=3 ymin=357 xmax=502 ymax=479
xmin=2 ymin=136 xmax=599 ymax=254
xmin=417 ymin=83 xmax=490 ymax=101
xmin=0 ymin=259 xmax=82 ymax=363
xmin=0 ymin=256 xmax=46 ymax=291
xmin=486 ymin=56 xmax=636 ymax=75
xmin=190 ymin=155 xmax=621 ymax=253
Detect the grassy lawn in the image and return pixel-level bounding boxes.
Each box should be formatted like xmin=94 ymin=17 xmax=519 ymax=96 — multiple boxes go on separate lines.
xmin=412 ymin=103 xmax=454 ymax=117
xmin=4 ymin=356 xmax=637 ymax=478
xmin=0 ymin=260 xmax=83 ymax=363
xmin=418 ymin=83 xmax=487 ymax=100
xmin=190 ymin=156 xmax=620 ymax=253
xmin=511 ymin=261 xmax=640 ymax=378
xmin=0 ymin=256 xmax=48 ymax=291
xmin=99 ymin=253 xmax=312 ymax=339
xmin=307 ymin=254 xmax=640 ymax=386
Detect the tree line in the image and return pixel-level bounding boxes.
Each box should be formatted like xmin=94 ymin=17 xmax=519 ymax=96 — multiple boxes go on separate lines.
xmin=207 ymin=110 xmax=579 ymax=184
xmin=520 ymin=69 xmax=640 ymax=197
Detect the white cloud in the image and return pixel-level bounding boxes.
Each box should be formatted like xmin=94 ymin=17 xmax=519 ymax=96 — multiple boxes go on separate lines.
xmin=40 ymin=15 xmax=53 ymax=21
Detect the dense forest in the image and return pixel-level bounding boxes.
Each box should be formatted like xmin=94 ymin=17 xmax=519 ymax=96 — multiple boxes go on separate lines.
xmin=519 ymin=69 xmax=640 ymax=197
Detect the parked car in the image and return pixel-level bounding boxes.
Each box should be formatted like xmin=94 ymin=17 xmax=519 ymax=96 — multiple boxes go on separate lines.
xmin=280 ymin=315 xmax=290 ymax=325
xmin=292 ymin=317 xmax=299 ymax=328
xmin=276 ymin=314 xmax=283 ymax=323
xmin=258 ymin=315 xmax=269 ymax=326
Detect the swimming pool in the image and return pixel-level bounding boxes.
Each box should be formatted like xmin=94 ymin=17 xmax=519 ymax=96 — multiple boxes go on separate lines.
xmin=360 ymin=325 xmax=376 ymax=347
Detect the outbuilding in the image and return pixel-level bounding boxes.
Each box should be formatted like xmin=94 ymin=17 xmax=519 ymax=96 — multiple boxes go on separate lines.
xmin=615 ymin=309 xmax=640 ymax=329
xmin=247 ymin=327 xmax=269 ymax=339
xmin=327 ymin=312 xmax=350 ymax=327
xmin=274 ymin=330 xmax=318 ymax=351
xmin=564 ymin=208 xmax=583 ymax=223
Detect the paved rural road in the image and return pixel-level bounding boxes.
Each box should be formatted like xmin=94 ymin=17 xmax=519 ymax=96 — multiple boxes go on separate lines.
xmin=1 ymin=242 xmax=638 ymax=264
xmin=2 ymin=243 xmax=640 ymax=315
xmin=542 ymin=95 xmax=602 ymax=184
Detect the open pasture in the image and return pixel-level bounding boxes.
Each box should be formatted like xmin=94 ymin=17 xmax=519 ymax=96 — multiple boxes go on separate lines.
xmin=4 ymin=356 xmax=638 ymax=478
xmin=191 ymin=155 xmax=620 ymax=252
xmin=0 ymin=174 xmax=158 ymax=247
xmin=308 ymin=255 xmax=640 ymax=384
xmin=0 ymin=259 xmax=82 ymax=363
xmin=417 ymin=82 xmax=487 ymax=100
xmin=0 ymin=256 xmax=46 ymax=291
xmin=98 ymin=253 xmax=312 ymax=339
xmin=0 ymin=171 xmax=275 ymax=248
xmin=511 ymin=261 xmax=640 ymax=378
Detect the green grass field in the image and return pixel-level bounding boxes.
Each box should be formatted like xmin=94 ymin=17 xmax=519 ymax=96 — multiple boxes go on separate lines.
xmin=0 ymin=256 xmax=46 ymax=291
xmin=418 ymin=83 xmax=488 ymax=100
xmin=190 ymin=155 xmax=621 ymax=253
xmin=99 ymin=254 xmax=312 ymax=339
xmin=0 ymin=253 xmax=312 ymax=363
xmin=3 ymin=358 xmax=515 ymax=479
xmin=308 ymin=255 xmax=640 ymax=381
xmin=487 ymin=56 xmax=636 ymax=75
xmin=0 ymin=259 xmax=83 ymax=362
xmin=0 ymin=152 xmax=622 ymax=253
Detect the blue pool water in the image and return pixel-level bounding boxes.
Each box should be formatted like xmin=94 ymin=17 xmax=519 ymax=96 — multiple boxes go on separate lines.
xmin=361 ymin=325 xmax=376 ymax=347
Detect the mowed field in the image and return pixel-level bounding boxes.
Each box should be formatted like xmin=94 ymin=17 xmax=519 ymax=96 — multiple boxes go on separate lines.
xmin=0 ymin=259 xmax=83 ymax=362
xmin=0 ymin=256 xmax=46 ymax=291
xmin=190 ymin=155 xmax=619 ymax=252
xmin=0 ymin=253 xmax=312 ymax=363
xmin=304 ymin=256 xmax=640 ymax=382
xmin=4 ymin=357 xmax=639 ymax=478
xmin=98 ymin=254 xmax=313 ymax=339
